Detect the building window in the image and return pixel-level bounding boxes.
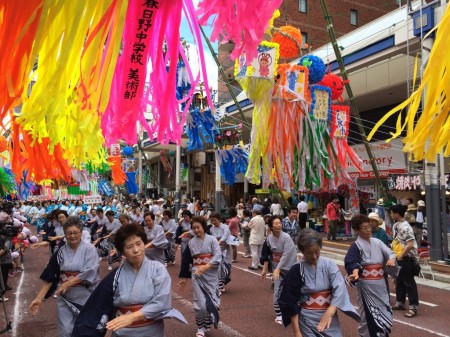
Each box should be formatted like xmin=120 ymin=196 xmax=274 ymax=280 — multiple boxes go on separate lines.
xmin=299 ymin=0 xmax=307 ymax=13
xmin=301 ymin=32 xmax=308 ymax=47
xmin=350 ymin=9 xmax=358 ymax=26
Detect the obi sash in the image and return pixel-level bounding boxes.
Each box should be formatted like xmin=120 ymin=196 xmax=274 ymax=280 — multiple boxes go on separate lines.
xmin=116 ymin=304 xmax=154 ymax=328
xmin=300 ymin=291 xmax=332 ymax=310
xmin=361 ymin=264 xmax=384 ymax=280
xmin=60 ymin=271 xmax=83 ymax=287
xmin=193 ymin=253 xmax=212 ymax=266
xmin=271 ymin=252 xmax=282 ymax=264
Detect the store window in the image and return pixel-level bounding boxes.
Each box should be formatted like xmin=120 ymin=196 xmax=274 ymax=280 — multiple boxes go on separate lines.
xmin=299 ymin=0 xmax=307 ymax=13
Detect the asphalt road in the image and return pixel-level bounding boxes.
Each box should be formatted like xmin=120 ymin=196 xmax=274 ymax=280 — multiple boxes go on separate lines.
xmin=2 ymin=236 xmax=450 ymax=337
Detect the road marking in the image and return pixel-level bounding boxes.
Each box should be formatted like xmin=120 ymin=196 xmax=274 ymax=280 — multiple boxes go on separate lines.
xmin=393 ymin=318 xmax=450 ymax=337
xmin=389 ymin=293 xmax=437 ymax=307
xmin=12 ymin=268 xmax=26 ymax=337
xmin=173 ymin=292 xmax=246 ymax=337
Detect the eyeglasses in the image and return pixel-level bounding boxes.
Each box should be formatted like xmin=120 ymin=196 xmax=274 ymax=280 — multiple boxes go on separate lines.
xmin=359 ymin=226 xmax=371 ymax=231
xmin=65 ymin=231 xmax=81 ymax=236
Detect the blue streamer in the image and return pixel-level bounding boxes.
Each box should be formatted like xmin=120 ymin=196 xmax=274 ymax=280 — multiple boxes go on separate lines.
xmin=216 ymin=147 xmax=249 ymax=185
xmin=125 ymin=172 xmax=138 ymax=194
xmin=98 ymin=179 xmax=114 ymax=197
xmin=186 ymin=108 xmax=219 ymax=151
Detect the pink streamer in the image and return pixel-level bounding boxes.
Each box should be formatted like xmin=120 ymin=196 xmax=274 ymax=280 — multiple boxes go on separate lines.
xmin=196 ymin=0 xmax=283 ymax=65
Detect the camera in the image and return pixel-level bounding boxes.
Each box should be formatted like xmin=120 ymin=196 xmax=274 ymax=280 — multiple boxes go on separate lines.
xmin=0 ymin=202 xmax=19 ymax=238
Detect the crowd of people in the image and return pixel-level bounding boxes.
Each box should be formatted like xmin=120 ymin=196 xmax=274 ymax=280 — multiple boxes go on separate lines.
xmin=0 ymin=193 xmax=426 ymax=336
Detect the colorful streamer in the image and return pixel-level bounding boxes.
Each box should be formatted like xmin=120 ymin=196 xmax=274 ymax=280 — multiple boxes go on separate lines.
xmin=216 ymin=147 xmax=249 ymax=185
xmin=186 ymin=108 xmax=219 ymax=151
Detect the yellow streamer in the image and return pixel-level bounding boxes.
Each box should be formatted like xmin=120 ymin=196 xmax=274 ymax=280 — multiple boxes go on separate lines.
xmin=368 ymin=5 xmax=450 ymax=162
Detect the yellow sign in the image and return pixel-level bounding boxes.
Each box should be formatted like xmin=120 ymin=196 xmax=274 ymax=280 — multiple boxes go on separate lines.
xmin=255 ymin=189 xmax=271 ymax=194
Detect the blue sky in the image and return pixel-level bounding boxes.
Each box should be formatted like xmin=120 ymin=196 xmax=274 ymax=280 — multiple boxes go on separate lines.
xmin=180 ymin=0 xmax=218 ymax=90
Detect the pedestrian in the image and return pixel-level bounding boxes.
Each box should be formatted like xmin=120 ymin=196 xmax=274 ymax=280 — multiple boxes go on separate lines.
xmin=297 ymin=195 xmax=308 ymax=230
xmin=29 ymin=216 xmax=100 ymax=337
xmin=227 ymin=208 xmax=240 ymax=262
xmin=161 ymin=210 xmax=177 ymax=265
xmin=209 ymin=212 xmax=232 ymax=293
xmin=240 ymin=209 xmax=252 ymax=258
xmin=260 ymin=216 xmax=297 ymax=325
xmin=279 ymin=228 xmax=360 ymax=336
xmin=176 ymin=210 xmax=193 ymax=254
xmin=390 ymin=204 xmax=420 ymax=318
xmin=326 ymin=197 xmax=340 ymax=241
xmin=345 ymin=214 xmax=398 ymax=336
xmin=247 ymin=206 xmax=266 ymax=271
xmin=178 ymin=216 xmax=222 ymax=337
xmin=368 ymin=212 xmax=390 ymax=246
xmin=415 ymin=200 xmax=426 ymax=245
xmin=270 ymin=198 xmax=284 ymax=216
xmin=282 ymin=206 xmax=300 ymax=242
xmin=73 ymin=223 xmax=186 ymax=337
xmin=143 ymin=212 xmax=168 ymax=265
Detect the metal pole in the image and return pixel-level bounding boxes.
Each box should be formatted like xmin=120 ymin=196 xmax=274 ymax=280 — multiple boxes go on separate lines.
xmin=215 ymin=153 xmax=222 ymax=214
xmin=439 ymin=153 xmax=448 ymax=258
xmin=199 ymin=25 xmax=249 ymax=125
xmin=244 ymin=177 xmax=249 ymax=202
xmin=175 ymin=145 xmax=181 ymax=222
xmin=318 ymin=0 xmax=388 ymax=202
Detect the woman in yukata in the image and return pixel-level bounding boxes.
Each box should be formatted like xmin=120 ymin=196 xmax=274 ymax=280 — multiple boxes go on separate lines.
xmin=143 ymin=212 xmax=168 ymax=265
xmin=209 ymin=212 xmax=232 ymax=293
xmin=29 ymin=216 xmax=100 ymax=337
xmin=31 ymin=210 xmax=68 ymax=255
xmin=160 ymin=209 xmax=178 ymax=265
xmin=178 ymin=216 xmax=222 ymax=337
xmin=176 ymin=209 xmax=193 ymax=253
xmin=260 ymin=215 xmax=298 ymax=325
xmin=279 ymin=228 xmax=360 ymax=337
xmin=72 ymin=223 xmax=186 ymax=337
xmin=345 ymin=214 xmax=399 ymax=337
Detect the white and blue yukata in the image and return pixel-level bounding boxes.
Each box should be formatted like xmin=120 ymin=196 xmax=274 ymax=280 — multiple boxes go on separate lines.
xmin=179 ymin=234 xmax=222 ymax=332
xmin=160 ymin=218 xmax=177 ymax=264
xmin=345 ymin=237 xmax=399 ymax=337
xmin=260 ymin=231 xmax=297 ymax=318
xmin=144 ymin=224 xmax=169 ymax=265
xmin=279 ymin=256 xmax=360 ymax=337
xmin=73 ymin=257 xmax=186 ymax=337
xmin=209 ymin=223 xmax=232 ymax=291
xmin=40 ymin=240 xmax=100 ymax=337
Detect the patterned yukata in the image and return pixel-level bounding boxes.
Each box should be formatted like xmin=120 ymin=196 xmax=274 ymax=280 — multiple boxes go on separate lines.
xmin=209 ymin=223 xmax=232 ymax=291
xmin=40 ymin=240 xmax=100 ymax=337
xmin=73 ymin=258 xmax=186 ymax=337
xmin=345 ymin=237 xmax=399 ymax=337
xmin=260 ymin=231 xmax=297 ymax=318
xmin=178 ymin=220 xmax=192 ymax=254
xmin=161 ymin=218 xmax=177 ymax=263
xmin=279 ymin=257 xmax=360 ymax=336
xmin=144 ymin=225 xmax=169 ymax=265
xmin=179 ymin=234 xmax=222 ymax=331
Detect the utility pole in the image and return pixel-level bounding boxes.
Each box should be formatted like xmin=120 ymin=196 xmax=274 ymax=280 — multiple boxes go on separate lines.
xmin=318 ymin=0 xmax=389 ymax=202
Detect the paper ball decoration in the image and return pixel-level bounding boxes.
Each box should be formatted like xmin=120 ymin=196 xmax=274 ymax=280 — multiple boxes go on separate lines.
xmin=122 ymin=146 xmax=134 ymax=156
xmin=271 ymin=26 xmax=303 ymax=59
xmin=0 ymin=135 xmax=7 ymax=152
xmin=318 ymin=73 xmax=348 ymax=101
xmin=298 ymin=55 xmax=325 ymax=84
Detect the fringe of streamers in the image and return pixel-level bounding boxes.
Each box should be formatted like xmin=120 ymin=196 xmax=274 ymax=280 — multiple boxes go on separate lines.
xmin=216 ymin=147 xmax=249 ymax=185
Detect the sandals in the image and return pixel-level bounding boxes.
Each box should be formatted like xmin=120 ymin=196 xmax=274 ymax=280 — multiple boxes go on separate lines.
xmin=195 ymin=334 xmax=205 ymax=337
xmin=405 ymin=309 xmax=417 ymax=318
xmin=392 ymin=304 xmax=406 ymax=310
xmin=274 ymin=317 xmax=283 ymax=325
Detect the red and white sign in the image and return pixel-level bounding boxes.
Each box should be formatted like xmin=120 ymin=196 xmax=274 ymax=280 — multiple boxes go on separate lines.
xmin=347 ymin=139 xmax=406 ymax=179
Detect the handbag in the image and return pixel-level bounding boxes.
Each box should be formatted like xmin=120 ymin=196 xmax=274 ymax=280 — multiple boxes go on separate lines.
xmin=391 ymin=238 xmax=403 ymax=258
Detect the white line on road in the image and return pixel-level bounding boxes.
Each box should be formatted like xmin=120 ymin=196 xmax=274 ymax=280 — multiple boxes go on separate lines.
xmin=389 ymin=293 xmax=437 ymax=307
xmin=173 ymin=292 xmax=246 ymax=337
xmin=393 ymin=318 xmax=450 ymax=337
xmin=12 ymin=268 xmax=26 ymax=337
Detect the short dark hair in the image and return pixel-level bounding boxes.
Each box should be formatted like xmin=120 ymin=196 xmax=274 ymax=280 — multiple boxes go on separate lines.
xmin=288 ymin=206 xmax=298 ymax=213
xmin=191 ymin=216 xmax=208 ymax=232
xmin=163 ymin=209 xmax=172 ymax=218
xmin=351 ymin=214 xmax=369 ymax=231
xmin=143 ymin=212 xmax=155 ymax=220
xmin=63 ymin=216 xmax=83 ymax=233
xmin=181 ymin=210 xmax=192 ymax=218
xmin=57 ymin=210 xmax=69 ymax=218
xmin=390 ymin=204 xmax=407 ymax=217
xmin=296 ymin=228 xmax=322 ymax=253
xmin=96 ymin=208 xmax=104 ymax=214
xmin=114 ymin=223 xmax=147 ymax=253
xmin=228 ymin=208 xmax=237 ymax=217
xmin=267 ymin=215 xmax=282 ymax=229
xmin=105 ymin=210 xmax=115 ymax=217
xmin=209 ymin=212 xmax=220 ymax=220
xmin=243 ymin=209 xmax=251 ymax=217
xmin=299 ymin=195 xmax=305 ymax=201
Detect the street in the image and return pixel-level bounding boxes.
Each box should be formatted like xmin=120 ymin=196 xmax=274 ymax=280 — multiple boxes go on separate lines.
xmin=2 ymin=239 xmax=450 ymax=337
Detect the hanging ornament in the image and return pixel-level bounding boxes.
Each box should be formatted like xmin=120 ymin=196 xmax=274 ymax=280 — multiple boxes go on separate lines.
xmin=271 ymin=26 xmax=303 ymax=59
xmin=318 ymin=73 xmax=349 ymax=101
xmin=298 ymin=55 xmax=325 ymax=84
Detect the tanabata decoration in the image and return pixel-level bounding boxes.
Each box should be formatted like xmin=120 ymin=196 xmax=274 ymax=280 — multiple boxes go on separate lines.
xmin=197 ymin=1 xmax=283 ymax=65
xmin=214 ymin=125 xmax=243 ymax=150
xmin=266 ymin=63 xmax=309 ymax=190
xmin=235 ymin=41 xmax=279 ymax=186
xmin=122 ymin=147 xmax=134 ymax=157
xmin=330 ymin=105 xmax=363 ymax=171
xmin=186 ymin=108 xmax=219 ymax=151
xmin=0 ymin=167 xmax=15 ymax=197
xmin=215 ymin=147 xmax=249 ymax=185
xmin=160 ymin=150 xmax=173 ymax=177
xmin=108 ymin=144 xmax=126 ymax=185
xmin=17 ymin=171 xmax=34 ymax=200
xmin=271 ymin=26 xmax=303 ymax=59
xmin=299 ymin=55 xmax=326 ymax=84
xmin=368 ymin=5 xmax=450 ymax=162
xmin=125 ymin=172 xmax=138 ymax=194
xmin=0 ymin=136 xmax=8 ymax=153
xmin=318 ymin=73 xmax=349 ymax=101
xmin=98 ymin=178 xmax=114 ymax=197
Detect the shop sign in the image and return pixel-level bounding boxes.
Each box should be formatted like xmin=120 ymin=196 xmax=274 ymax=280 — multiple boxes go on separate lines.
xmin=347 ymin=139 xmax=406 ymax=179
xmin=387 ymin=174 xmax=421 ymax=191
xmin=83 ymin=195 xmax=102 ymax=205
xmin=255 ymin=189 xmax=271 ymax=194
xmin=359 ymin=185 xmax=375 ymax=198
